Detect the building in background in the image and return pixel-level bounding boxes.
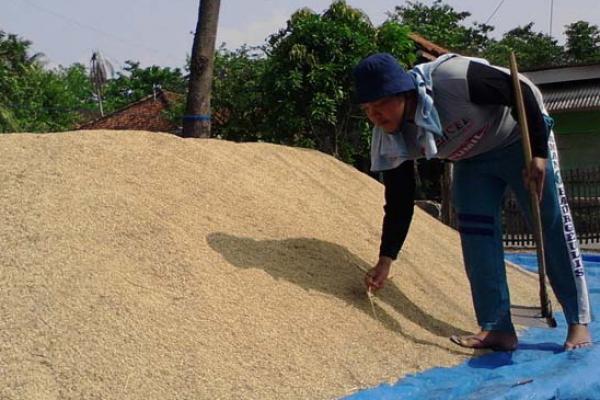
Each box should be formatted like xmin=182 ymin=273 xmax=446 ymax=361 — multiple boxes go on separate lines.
xmin=524 ymin=63 xmax=600 ymax=170
xmin=77 ymin=89 xmax=181 ymax=133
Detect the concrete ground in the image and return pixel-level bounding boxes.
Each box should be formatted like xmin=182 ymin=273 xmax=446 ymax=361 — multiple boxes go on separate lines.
xmin=582 ymin=242 xmax=600 ymax=252
xmin=505 ymin=242 xmax=600 ymax=254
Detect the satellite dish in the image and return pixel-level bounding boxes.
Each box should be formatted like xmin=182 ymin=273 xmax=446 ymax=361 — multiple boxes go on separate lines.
xmin=89 ymin=50 xmax=114 ymax=117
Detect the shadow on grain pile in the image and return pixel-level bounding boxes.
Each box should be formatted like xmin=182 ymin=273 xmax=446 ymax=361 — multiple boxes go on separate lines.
xmin=207 ymin=233 xmax=471 ymax=351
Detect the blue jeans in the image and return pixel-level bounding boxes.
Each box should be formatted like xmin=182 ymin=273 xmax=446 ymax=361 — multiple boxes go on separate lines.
xmin=452 ymin=137 xmax=592 ymax=332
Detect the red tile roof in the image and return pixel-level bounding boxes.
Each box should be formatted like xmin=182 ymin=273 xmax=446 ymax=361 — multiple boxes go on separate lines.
xmin=409 ymin=33 xmax=449 ymax=61
xmin=77 ymin=90 xmax=181 ymax=132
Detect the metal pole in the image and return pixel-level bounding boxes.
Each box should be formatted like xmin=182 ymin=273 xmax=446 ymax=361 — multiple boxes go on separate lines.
xmin=550 ymin=0 xmax=554 ymax=36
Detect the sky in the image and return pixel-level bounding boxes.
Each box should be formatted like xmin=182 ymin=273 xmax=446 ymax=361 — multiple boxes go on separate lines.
xmin=1 ymin=0 xmax=599 ymax=71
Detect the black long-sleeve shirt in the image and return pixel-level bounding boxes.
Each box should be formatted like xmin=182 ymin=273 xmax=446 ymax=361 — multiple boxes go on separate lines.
xmin=379 ymin=159 xmax=415 ymax=259
xmin=378 ymin=59 xmax=550 ymax=260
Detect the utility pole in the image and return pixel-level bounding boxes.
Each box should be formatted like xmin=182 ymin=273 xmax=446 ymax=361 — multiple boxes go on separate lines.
xmin=183 ymin=0 xmax=221 ymax=138
xmin=549 ymin=0 xmax=554 ymax=37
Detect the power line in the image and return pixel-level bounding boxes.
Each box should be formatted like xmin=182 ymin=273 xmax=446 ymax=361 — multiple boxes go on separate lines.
xmin=485 ymin=0 xmax=506 ymax=25
xmin=11 ymin=0 xmax=181 ymax=62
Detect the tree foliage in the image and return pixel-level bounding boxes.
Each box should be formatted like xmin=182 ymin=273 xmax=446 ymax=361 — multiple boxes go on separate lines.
xmin=260 ymin=0 xmax=415 ymax=164
xmin=388 ymin=1 xmax=600 ymax=69
xmin=388 ymin=0 xmax=494 ymax=55
xmin=0 ymin=31 xmax=94 ymax=132
xmin=102 ymin=61 xmax=186 ymax=113
xmin=210 ymin=45 xmax=267 ymax=142
xmin=565 ymin=20 xmax=600 ymax=63
xmin=483 ymin=23 xmax=564 ymax=69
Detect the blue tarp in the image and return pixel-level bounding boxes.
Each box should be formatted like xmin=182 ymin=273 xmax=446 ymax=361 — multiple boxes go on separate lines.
xmin=344 ymin=253 xmax=600 ymax=400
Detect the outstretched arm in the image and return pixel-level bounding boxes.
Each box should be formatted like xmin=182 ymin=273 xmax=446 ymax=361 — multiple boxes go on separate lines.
xmin=366 ymin=159 xmax=416 ymax=291
xmin=379 ymin=159 xmax=416 ymax=260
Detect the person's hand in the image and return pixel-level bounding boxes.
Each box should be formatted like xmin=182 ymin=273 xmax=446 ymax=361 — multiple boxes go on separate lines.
xmin=523 ymin=157 xmax=546 ymax=201
xmin=365 ymin=256 xmax=393 ymax=292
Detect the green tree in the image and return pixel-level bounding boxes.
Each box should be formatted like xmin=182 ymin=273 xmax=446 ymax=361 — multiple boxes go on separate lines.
xmin=2 ymin=66 xmax=89 ymax=132
xmin=261 ymin=0 xmax=416 ymax=165
xmin=565 ymin=20 xmax=600 ymax=63
xmin=210 ymin=45 xmax=267 ymax=142
xmin=0 ymin=30 xmax=36 ymax=131
xmin=62 ymin=63 xmax=97 ymax=112
xmin=102 ymin=61 xmax=186 ymax=114
xmin=0 ymin=30 xmax=44 ymax=71
xmin=483 ymin=23 xmax=564 ymax=69
xmin=387 ymin=0 xmax=493 ymax=56
xmin=0 ymin=31 xmax=93 ymax=132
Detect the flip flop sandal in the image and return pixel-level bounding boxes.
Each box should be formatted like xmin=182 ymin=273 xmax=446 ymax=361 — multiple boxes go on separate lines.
xmin=450 ymin=335 xmax=516 ymax=352
xmin=564 ymin=341 xmax=594 ymax=351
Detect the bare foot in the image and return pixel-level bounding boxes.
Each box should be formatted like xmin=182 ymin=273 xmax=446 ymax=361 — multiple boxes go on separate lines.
xmin=450 ymin=330 xmax=518 ymax=352
xmin=564 ymin=324 xmax=592 ymax=351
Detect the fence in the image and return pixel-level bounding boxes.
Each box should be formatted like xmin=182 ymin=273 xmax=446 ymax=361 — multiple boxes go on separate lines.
xmin=502 ymin=166 xmax=600 ymax=246
xmin=441 ymin=165 xmax=600 ymax=247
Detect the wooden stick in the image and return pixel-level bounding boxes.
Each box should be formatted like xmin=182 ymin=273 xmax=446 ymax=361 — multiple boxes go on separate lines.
xmin=508 ymin=52 xmax=556 ymax=327
xmin=366 ymin=287 xmax=379 ymax=321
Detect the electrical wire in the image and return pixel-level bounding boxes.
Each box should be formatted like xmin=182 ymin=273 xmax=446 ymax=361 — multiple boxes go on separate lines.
xmin=9 ymin=0 xmax=181 ymax=61
xmin=485 ymin=0 xmax=506 ymax=25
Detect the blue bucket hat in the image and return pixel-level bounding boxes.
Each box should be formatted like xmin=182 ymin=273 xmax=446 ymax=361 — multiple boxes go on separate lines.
xmin=353 ymin=53 xmax=415 ymax=104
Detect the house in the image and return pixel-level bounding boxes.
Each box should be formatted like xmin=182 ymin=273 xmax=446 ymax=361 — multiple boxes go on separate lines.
xmin=77 ymin=89 xmax=181 ymax=133
xmin=524 ymin=63 xmax=600 ymax=170
xmin=409 ymin=32 xmax=448 ymax=61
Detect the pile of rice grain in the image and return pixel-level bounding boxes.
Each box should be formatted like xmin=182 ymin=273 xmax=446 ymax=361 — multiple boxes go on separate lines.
xmin=0 ymin=130 xmax=537 ymax=399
